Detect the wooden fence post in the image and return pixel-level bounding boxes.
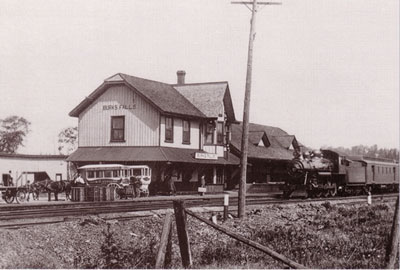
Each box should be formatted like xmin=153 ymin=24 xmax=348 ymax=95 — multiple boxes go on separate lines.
xmin=173 ymin=200 xmax=192 ymax=268
xmin=386 ymin=196 xmax=399 ymax=269
xmin=224 ymin=193 xmax=229 ymax=222
xmin=155 ymin=213 xmax=173 ymax=269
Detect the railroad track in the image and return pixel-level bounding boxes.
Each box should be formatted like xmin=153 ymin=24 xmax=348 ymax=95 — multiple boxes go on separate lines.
xmin=0 ymin=193 xmax=397 ymax=229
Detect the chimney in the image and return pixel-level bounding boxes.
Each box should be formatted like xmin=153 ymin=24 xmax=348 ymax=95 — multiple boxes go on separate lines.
xmin=177 ymin=70 xmax=186 ymax=85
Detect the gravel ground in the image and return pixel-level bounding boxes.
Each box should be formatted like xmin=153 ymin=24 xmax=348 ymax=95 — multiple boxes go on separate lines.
xmin=0 ymin=199 xmax=397 ymax=269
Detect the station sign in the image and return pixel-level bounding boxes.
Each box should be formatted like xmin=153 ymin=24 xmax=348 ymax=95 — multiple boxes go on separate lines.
xmin=195 ymin=152 xmax=218 ymax=160
xmin=103 ymin=104 xmax=136 ymax=110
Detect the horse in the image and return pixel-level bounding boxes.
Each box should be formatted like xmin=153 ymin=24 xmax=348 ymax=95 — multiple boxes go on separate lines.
xmin=28 ymin=182 xmax=41 ymax=201
xmin=20 ymin=182 xmax=40 ymax=201
xmin=62 ymin=180 xmax=75 ymax=201
xmin=35 ymin=179 xmax=69 ymax=201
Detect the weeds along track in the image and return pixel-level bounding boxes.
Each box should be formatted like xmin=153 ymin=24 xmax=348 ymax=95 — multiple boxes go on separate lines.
xmin=0 ymin=193 xmax=397 ymax=229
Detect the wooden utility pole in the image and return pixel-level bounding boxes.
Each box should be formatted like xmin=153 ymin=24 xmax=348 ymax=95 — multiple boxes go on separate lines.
xmin=232 ymin=0 xmax=281 ymax=218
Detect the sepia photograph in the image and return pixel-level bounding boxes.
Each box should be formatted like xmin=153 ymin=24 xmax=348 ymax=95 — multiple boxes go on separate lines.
xmin=0 ymin=0 xmax=398 ymax=269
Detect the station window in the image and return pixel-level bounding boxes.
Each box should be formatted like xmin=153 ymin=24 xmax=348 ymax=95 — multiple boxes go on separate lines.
xmin=216 ymin=167 xmax=224 ymax=184
xmin=205 ymin=122 xmax=214 ymax=144
xmin=182 ymin=120 xmax=190 ymax=144
xmin=165 ymin=117 xmax=174 ymax=142
xmin=217 ymin=122 xmax=224 ymax=144
xmin=111 ymin=116 xmax=125 ymax=142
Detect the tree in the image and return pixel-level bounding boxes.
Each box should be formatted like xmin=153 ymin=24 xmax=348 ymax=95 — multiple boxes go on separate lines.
xmin=58 ymin=126 xmax=78 ymax=155
xmin=0 ymin=115 xmax=31 ymax=153
xmin=327 ymin=144 xmax=399 ymax=161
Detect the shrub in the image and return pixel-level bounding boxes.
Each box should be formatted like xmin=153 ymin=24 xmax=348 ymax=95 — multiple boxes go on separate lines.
xmin=75 ymin=223 xmax=157 ymax=269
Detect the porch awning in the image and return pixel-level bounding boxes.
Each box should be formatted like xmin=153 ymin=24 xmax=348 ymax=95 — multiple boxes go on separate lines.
xmin=67 ymin=146 xmax=239 ymax=165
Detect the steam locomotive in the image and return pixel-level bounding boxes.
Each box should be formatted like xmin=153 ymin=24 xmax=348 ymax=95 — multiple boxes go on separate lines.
xmin=282 ymin=149 xmax=399 ymax=198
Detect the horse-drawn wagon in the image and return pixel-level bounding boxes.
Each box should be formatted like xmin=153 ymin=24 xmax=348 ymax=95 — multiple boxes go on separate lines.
xmin=77 ymin=164 xmax=152 ymax=199
xmin=0 ymin=185 xmax=27 ymax=204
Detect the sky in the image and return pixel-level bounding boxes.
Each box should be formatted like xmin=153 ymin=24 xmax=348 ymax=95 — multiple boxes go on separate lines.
xmin=0 ymin=0 xmax=398 ymax=154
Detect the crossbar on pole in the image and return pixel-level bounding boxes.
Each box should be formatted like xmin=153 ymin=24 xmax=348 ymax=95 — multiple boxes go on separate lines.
xmin=231 ymin=1 xmax=281 ymax=5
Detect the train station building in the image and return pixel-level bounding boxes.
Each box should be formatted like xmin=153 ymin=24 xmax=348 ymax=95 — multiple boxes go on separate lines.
xmin=67 ymin=71 xmax=240 ymax=194
xmin=229 ymin=122 xmax=302 ymax=191
xmin=0 ymin=153 xmax=68 ymax=186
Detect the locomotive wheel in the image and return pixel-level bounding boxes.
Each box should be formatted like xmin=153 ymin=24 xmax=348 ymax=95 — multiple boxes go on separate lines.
xmin=282 ymin=189 xmax=292 ymax=199
xmin=323 ymin=181 xmax=334 ymax=197
xmin=314 ymin=190 xmax=323 ymax=198
xmin=16 ymin=190 xmax=26 ymax=203
xmin=329 ymin=185 xmax=337 ymax=197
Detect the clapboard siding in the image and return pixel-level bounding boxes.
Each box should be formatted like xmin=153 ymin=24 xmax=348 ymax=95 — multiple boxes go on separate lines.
xmin=78 ymin=85 xmax=159 ymax=147
xmin=160 ymin=115 xmax=200 ymax=149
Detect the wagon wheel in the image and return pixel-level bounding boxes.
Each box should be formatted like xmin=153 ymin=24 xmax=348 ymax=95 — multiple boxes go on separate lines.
xmin=323 ymin=181 xmax=332 ymax=197
xmin=3 ymin=190 xmax=14 ymax=204
xmin=107 ymin=183 xmax=121 ymax=200
xmin=16 ymin=190 xmax=26 ymax=204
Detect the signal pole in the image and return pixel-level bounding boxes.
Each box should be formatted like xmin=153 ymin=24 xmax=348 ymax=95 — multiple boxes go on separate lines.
xmin=232 ymin=0 xmax=281 ymax=218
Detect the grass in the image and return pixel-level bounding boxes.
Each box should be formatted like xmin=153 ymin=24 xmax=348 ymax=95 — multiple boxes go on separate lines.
xmin=189 ymin=202 xmax=397 ymax=269
xmin=10 ymin=201 xmax=393 ymax=269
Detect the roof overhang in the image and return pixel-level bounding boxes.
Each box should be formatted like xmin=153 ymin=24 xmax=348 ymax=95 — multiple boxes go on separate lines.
xmin=68 ymin=146 xmax=239 ymax=165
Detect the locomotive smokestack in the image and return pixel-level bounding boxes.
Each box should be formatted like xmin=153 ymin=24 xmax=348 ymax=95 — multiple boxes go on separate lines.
xmin=177 ymin=70 xmax=186 ymax=85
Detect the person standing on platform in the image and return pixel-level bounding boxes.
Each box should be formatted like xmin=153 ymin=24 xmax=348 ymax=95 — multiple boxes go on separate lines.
xmin=6 ymin=171 xmax=14 ymax=186
xmin=74 ymin=174 xmax=86 ymax=187
xmin=165 ymin=172 xmax=176 ymax=196
xmin=199 ymin=175 xmax=206 ymax=196
xmin=26 ymin=180 xmax=34 ymax=202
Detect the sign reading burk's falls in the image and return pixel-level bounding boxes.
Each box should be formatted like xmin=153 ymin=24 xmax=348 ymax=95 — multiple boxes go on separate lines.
xmin=103 ymin=104 xmax=136 ymax=110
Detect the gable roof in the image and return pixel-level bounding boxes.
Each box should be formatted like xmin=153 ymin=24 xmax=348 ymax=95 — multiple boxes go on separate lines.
xmin=230 ymin=122 xmax=298 ymax=160
xmin=274 ymin=135 xmax=298 ymax=149
xmin=248 ymin=131 xmax=271 ymax=147
xmin=69 ymin=73 xmax=207 ymax=119
xmin=173 ymin=82 xmax=236 ymax=122
xmin=248 ymin=131 xmax=265 ymax=145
